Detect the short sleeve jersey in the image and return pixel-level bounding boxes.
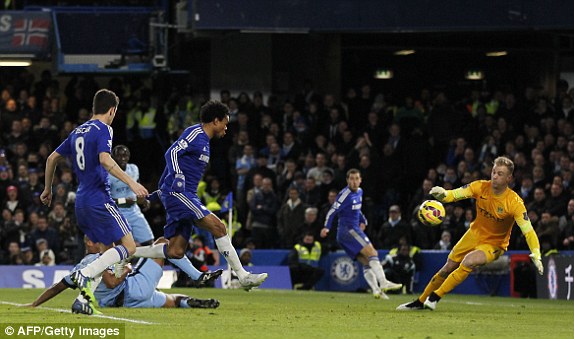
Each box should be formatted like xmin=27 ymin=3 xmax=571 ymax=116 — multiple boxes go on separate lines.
xmin=55 ymin=120 xmax=113 ymax=207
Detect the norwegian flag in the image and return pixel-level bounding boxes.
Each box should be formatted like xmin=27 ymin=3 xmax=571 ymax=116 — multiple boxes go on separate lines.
xmin=11 ymin=18 xmax=50 ymax=47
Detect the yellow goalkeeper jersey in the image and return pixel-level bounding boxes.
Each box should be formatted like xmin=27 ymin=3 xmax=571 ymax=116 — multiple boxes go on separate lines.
xmin=446 ymin=180 xmax=529 ymax=250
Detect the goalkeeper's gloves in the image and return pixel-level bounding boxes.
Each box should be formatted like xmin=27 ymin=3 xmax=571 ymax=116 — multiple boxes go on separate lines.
xmin=172 ymin=173 xmax=186 ymax=193
xmin=429 ymin=186 xmax=447 ymax=201
xmin=529 ymin=253 xmax=544 ymax=275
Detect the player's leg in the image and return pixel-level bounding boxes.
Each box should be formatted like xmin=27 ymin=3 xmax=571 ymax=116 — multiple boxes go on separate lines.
xmin=72 ymin=205 xmax=133 ymax=306
xmin=358 ymin=241 xmax=402 ymax=292
xmin=125 ymin=208 xmax=155 ymax=246
xmin=426 ymin=244 xmax=503 ymax=310
xmin=195 ymin=213 xmax=267 ymax=290
xmin=164 ymin=294 xmax=220 ymax=309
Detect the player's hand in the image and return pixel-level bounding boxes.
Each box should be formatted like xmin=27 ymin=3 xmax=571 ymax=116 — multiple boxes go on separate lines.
xmin=320 ymin=228 xmax=329 ymax=238
xmin=359 ymin=223 xmax=366 ymax=231
xmin=172 ymin=173 xmax=186 ymax=193
xmin=40 ymin=189 xmax=52 ymax=207
xmin=429 ymin=186 xmax=447 ymax=201
xmin=530 ymin=253 xmax=544 ymax=275
xmin=130 ymin=182 xmax=149 ymax=198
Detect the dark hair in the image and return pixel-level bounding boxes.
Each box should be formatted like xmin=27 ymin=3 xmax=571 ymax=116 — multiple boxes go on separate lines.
xmin=346 ymin=168 xmax=360 ymax=179
xmin=92 ymin=89 xmax=119 ymax=115
xmin=200 ymin=100 xmax=229 ymax=123
xmin=112 ymin=145 xmax=130 ymax=157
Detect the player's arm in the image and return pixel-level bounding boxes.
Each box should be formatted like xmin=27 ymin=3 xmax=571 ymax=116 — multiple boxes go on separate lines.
xmin=515 ymin=205 xmax=544 ymax=275
xmin=321 ymin=191 xmax=347 ymax=237
xmin=101 ymin=268 xmax=130 ymax=289
xmin=30 ymin=280 xmax=69 ymax=307
xmin=430 ymin=183 xmax=475 ymax=203
xmin=100 ymin=152 xmax=148 ymax=198
xmin=359 ymin=211 xmax=367 ymax=231
xmin=40 ymin=151 xmax=65 ymax=207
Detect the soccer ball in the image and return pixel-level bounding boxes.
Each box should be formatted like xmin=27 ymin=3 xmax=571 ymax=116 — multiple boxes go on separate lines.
xmin=418 ymin=200 xmax=446 ymax=226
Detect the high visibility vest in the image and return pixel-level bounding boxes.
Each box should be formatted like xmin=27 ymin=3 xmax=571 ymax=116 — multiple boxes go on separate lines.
xmin=295 ymin=242 xmax=321 ymax=267
xmin=137 ymin=107 xmax=157 ymax=139
xmin=389 ymin=245 xmax=420 ymax=258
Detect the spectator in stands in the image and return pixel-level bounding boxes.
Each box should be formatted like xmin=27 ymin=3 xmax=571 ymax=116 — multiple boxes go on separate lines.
xmin=35 ymin=248 xmax=56 ymax=266
xmin=30 ymin=215 xmax=60 ymax=258
xmin=277 ymin=187 xmax=306 ymax=249
xmin=248 ymin=177 xmax=279 ymax=248
xmin=301 ymin=177 xmax=321 ymax=206
xmin=434 ymin=230 xmax=453 ymax=250
xmin=377 ymin=205 xmax=411 ymax=249
xmin=288 ymin=231 xmax=325 ymax=290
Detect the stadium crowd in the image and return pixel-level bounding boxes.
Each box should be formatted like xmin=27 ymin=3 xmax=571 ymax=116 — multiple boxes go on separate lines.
xmin=1 ymin=68 xmax=574 ymax=266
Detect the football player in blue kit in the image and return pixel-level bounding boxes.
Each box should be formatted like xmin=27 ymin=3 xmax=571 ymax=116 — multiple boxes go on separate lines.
xmin=321 ymin=169 xmax=402 ymax=299
xmin=135 ymin=100 xmax=267 ymax=290
xmin=110 ymin=144 xmax=221 ymax=287
xmin=41 ymin=89 xmax=150 ymax=311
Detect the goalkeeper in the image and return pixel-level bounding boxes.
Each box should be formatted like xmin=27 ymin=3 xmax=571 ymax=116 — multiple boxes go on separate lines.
xmin=397 ymin=156 xmax=543 ymax=311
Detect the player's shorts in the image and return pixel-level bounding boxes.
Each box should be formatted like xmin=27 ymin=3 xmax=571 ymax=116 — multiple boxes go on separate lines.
xmin=448 ymin=229 xmax=505 ymax=263
xmin=123 ymin=258 xmax=167 ymax=308
xmin=160 ymin=191 xmax=212 ymax=240
xmin=337 ymin=227 xmax=372 ymax=258
xmin=120 ymin=206 xmax=154 ymax=244
xmin=76 ymin=203 xmax=132 ymax=246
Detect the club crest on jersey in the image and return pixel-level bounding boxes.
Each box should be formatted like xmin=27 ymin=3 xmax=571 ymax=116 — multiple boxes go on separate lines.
xmin=178 ymin=139 xmax=188 ymax=149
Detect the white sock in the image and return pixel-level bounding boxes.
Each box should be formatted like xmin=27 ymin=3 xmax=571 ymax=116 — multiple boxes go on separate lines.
xmin=369 ymin=256 xmax=388 ymax=286
xmin=80 ymin=247 xmax=123 ymax=278
xmin=133 ymin=244 xmax=166 ymax=259
xmin=215 ymin=235 xmax=248 ymax=279
xmin=363 ymin=266 xmax=380 ymax=294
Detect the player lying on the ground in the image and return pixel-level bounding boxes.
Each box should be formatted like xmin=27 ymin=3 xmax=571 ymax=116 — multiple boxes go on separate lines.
xmin=27 ymin=237 xmax=220 ymax=314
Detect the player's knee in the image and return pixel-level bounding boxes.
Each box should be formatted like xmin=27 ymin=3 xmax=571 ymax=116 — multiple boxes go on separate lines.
xmin=210 ymin=221 xmax=227 ymax=238
xmin=166 ymin=247 xmax=185 ymax=259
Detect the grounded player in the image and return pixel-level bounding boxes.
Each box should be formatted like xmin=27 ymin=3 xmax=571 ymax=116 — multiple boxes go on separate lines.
xmin=321 ymin=169 xmax=402 ymax=299
xmin=111 ymin=145 xmax=221 ymax=284
xmin=28 ymin=237 xmax=219 ymax=313
xmin=41 ymin=89 xmax=150 ymax=312
xmin=134 ymin=100 xmax=267 ymax=290
xmin=397 ymin=156 xmax=544 ymax=311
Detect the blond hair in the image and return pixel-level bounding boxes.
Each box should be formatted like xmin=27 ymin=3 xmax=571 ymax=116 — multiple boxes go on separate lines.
xmin=493 ymin=156 xmax=514 ymax=174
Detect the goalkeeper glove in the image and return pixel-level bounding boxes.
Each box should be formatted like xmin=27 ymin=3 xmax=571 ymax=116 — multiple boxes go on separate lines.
xmin=429 ymin=186 xmax=447 ymax=201
xmin=529 ymin=253 xmax=544 ymax=275
xmin=172 ymin=173 xmax=186 ymax=193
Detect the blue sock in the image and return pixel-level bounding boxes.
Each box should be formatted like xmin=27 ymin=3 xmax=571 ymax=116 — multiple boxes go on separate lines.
xmin=168 ymin=257 xmax=202 ymax=280
xmin=179 ymin=298 xmax=191 ymax=308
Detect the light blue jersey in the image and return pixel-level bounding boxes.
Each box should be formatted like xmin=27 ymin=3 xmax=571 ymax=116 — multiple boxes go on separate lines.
xmin=55 ymin=120 xmax=114 ymax=208
xmin=109 ymin=163 xmax=154 ymax=243
xmin=94 ymin=258 xmax=166 ymax=308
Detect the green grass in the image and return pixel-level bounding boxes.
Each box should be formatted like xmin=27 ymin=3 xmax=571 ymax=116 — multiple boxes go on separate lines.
xmin=1 ymin=288 xmax=573 ymax=338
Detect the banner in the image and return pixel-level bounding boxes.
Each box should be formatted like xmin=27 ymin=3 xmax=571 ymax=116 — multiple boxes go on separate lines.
xmin=0 ymin=11 xmax=52 ymax=56
xmin=536 ymin=256 xmax=574 ymax=301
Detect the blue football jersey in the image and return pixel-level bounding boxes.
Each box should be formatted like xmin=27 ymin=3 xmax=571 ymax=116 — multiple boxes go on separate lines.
xmin=159 ymin=124 xmax=210 ymax=195
xmin=324 ymin=187 xmax=368 ymax=231
xmin=55 ymin=120 xmax=114 ymax=207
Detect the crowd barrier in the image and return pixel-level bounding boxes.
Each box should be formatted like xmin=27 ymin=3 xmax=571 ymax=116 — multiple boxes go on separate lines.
xmin=1 ymin=251 xmax=572 ymax=300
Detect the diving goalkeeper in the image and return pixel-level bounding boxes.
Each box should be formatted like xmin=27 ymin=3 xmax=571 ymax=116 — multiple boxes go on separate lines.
xmin=397 ymin=156 xmax=543 ymax=311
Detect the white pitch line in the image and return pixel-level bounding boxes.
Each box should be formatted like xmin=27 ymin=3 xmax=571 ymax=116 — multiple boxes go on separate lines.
xmin=0 ymin=301 xmax=157 ymax=325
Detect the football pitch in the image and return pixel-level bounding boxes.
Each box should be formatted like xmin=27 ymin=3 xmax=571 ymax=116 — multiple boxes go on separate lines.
xmin=1 ymin=288 xmax=573 ymax=338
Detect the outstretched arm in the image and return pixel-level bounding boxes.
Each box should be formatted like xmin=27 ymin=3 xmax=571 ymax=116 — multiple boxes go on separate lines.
xmin=430 ymin=184 xmax=474 ymax=203
xmin=516 ymin=209 xmax=543 ymax=275
xmin=29 ymin=281 xmax=69 ymax=307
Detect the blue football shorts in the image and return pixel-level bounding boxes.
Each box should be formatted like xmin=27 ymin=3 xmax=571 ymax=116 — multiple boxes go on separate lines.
xmin=337 ymin=227 xmax=372 ymax=259
xmin=76 ymin=202 xmax=132 ymax=246
xmin=160 ymin=191 xmax=212 ymax=240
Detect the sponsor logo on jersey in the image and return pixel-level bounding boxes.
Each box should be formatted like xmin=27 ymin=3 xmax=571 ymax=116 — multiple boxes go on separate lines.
xmin=199 ymin=154 xmax=210 ymax=163
xmin=178 ymin=139 xmax=188 ymax=149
